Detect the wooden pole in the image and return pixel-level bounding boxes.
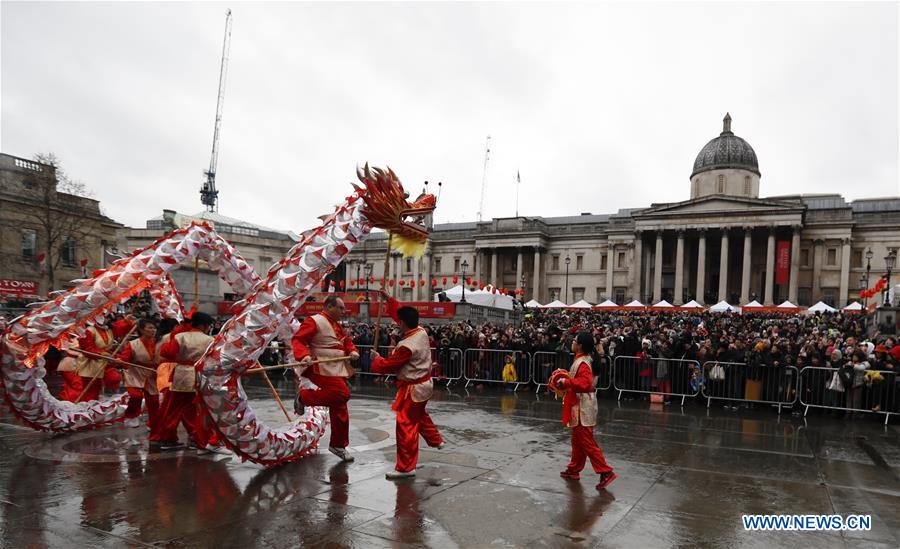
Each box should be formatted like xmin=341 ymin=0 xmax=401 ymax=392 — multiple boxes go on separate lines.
xmin=259 ymin=368 xmax=292 ymax=422
xmin=373 ymin=233 xmax=392 ymax=353
xmin=72 ymin=349 xmax=156 ymax=373
xmin=244 ymin=356 xmax=350 ymax=375
xmin=193 ymin=257 xmax=200 ymax=309
xmin=75 ymin=323 xmax=138 ymax=403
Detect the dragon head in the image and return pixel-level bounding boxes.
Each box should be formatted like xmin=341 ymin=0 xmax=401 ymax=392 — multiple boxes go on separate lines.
xmin=356 ymin=164 xmax=437 ymax=258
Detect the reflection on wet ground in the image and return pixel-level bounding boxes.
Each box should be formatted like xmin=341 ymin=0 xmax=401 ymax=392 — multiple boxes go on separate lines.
xmin=0 ymin=377 xmax=898 ymax=547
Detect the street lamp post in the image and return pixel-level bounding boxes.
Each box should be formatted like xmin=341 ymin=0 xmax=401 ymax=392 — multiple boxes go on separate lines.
xmin=364 ymin=263 xmax=373 ymax=302
xmin=564 ymin=255 xmax=571 ymax=305
xmin=520 ymin=273 xmax=526 ymax=303
xmin=354 ymin=261 xmax=361 ymax=297
xmin=460 ymin=260 xmax=469 ymax=303
xmin=859 ymin=275 xmax=867 ymax=308
xmin=884 ymin=250 xmax=897 ymax=307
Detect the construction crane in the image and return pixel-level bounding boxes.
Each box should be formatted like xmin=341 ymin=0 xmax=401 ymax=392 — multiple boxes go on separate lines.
xmin=477 ymin=135 xmax=491 ymax=222
xmin=200 ymin=9 xmax=233 ymax=213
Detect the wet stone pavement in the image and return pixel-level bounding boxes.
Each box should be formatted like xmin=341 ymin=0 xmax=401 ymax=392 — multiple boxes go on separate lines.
xmin=1 ymin=377 xmax=898 ymax=548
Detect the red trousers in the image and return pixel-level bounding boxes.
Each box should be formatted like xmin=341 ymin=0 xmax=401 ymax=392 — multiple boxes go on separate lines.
xmin=193 ymin=393 xmax=220 ymax=448
xmin=125 ymin=387 xmax=160 ymax=426
xmin=58 ymin=371 xmax=84 ymax=402
xmin=301 ymin=372 xmax=350 ymax=448
xmin=149 ymin=391 xmax=196 ymax=443
xmin=394 ymin=396 xmax=442 ymax=473
xmin=567 ymin=425 xmax=613 ymax=474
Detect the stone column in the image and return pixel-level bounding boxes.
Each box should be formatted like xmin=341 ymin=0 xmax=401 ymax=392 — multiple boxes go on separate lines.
xmin=674 ymin=230 xmax=685 ymax=305
xmin=696 ymin=229 xmax=707 ymax=305
xmin=740 ymin=227 xmax=752 ymax=305
xmin=718 ymin=230 xmax=729 ymax=302
xmin=606 ymin=242 xmax=615 ymax=301
xmin=532 ymin=248 xmax=542 ymax=302
xmin=424 ymin=251 xmax=432 ymax=303
xmin=631 ymin=232 xmax=642 ymax=302
xmin=515 ymin=249 xmax=524 ymax=292
xmin=490 ymin=249 xmax=498 ymax=288
xmin=839 ymin=237 xmax=851 ymax=307
xmin=653 ymin=231 xmax=663 ymax=304
xmin=413 ymin=255 xmax=420 ymax=300
xmin=812 ymin=238 xmax=824 ymax=302
xmin=764 ymin=229 xmax=776 ymax=305
xmin=788 ymin=226 xmax=801 ymax=304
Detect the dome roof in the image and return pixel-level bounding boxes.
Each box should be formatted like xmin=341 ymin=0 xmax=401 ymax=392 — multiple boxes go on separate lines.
xmin=691 ymin=113 xmax=759 ymax=178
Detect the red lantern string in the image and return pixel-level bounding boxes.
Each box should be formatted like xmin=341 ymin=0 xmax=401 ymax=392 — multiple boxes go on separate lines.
xmin=452 ymin=276 xmax=458 ymax=284
xmin=389 ymin=279 xmax=395 ymax=287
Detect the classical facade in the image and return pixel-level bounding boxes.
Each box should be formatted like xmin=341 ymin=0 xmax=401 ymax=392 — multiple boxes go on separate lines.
xmin=121 ymin=210 xmax=300 ymax=315
xmin=0 ymin=153 xmax=123 ymax=301
xmin=347 ymin=115 xmax=900 ymax=308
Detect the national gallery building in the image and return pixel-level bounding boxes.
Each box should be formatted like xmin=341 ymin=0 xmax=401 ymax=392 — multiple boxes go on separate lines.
xmin=348 ymin=114 xmax=900 ymax=308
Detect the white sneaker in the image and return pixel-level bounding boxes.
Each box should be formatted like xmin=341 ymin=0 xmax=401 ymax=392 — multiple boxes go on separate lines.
xmin=205 ymin=444 xmax=232 ymax=456
xmin=386 ymin=470 xmax=415 ymax=480
xmin=124 ymin=417 xmax=141 ymax=429
xmin=435 ymin=442 xmax=445 ymax=450
xmin=329 ymin=447 xmax=355 ymax=462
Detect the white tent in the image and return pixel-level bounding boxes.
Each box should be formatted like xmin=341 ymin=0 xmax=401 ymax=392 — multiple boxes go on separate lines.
xmin=709 ymin=300 xmax=737 ymax=313
xmin=542 ymin=300 xmax=567 ymax=308
xmin=807 ymin=301 xmax=837 ymax=313
xmin=595 ymin=299 xmax=618 ymax=308
xmin=777 ymin=300 xmax=799 ymax=309
xmin=842 ymin=301 xmax=863 ymax=311
xmin=680 ymin=300 xmax=703 ymax=309
xmin=652 ymin=300 xmax=674 ymax=308
xmin=623 ymin=300 xmax=645 ymax=308
xmin=570 ymin=299 xmax=593 ymax=308
xmin=524 ymin=299 xmax=542 ymax=308
xmin=743 ymin=300 xmax=763 ymax=308
xmin=435 ymin=285 xmax=513 ymax=309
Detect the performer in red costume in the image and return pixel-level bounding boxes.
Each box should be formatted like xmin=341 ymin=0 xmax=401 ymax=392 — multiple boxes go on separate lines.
xmin=59 ymin=317 xmax=133 ymax=402
xmin=116 ymin=318 xmax=160 ymax=429
xmin=555 ymin=330 xmax=617 ymax=491
xmin=291 ymin=295 xmax=360 ymax=462
xmin=369 ymin=297 xmax=444 ymax=479
xmin=150 ymin=312 xmax=228 ymax=455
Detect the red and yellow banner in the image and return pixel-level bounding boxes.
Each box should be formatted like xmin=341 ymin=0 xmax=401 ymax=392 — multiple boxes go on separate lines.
xmin=775 ymin=240 xmax=791 ymax=285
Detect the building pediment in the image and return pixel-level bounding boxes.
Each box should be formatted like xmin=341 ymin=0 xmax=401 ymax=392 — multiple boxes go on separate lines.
xmin=635 ymin=195 xmax=803 ymax=217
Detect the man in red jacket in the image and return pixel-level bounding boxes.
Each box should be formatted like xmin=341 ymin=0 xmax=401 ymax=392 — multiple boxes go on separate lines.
xmin=292 ymin=296 xmax=359 ymax=462
xmin=370 ymin=298 xmax=443 ymax=479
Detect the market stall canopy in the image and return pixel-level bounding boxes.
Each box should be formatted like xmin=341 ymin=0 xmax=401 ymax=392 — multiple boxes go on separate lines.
xmin=541 ymin=300 xmax=568 ymax=308
xmin=807 ymin=301 xmax=837 ymax=313
xmin=842 ymin=301 xmax=863 ymax=311
xmin=623 ymin=300 xmax=645 ymax=308
xmin=570 ymin=299 xmax=593 ymax=308
xmin=680 ymin=300 xmax=703 ymax=309
xmin=708 ymin=300 xmax=737 ymax=313
xmin=524 ymin=299 xmax=542 ymax=308
xmin=595 ymin=299 xmax=618 ymax=308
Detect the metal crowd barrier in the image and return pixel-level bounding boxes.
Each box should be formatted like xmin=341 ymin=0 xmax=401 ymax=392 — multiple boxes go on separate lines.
xmin=463 ymin=348 xmax=530 ymax=391
xmin=701 ymin=361 xmax=799 ymax=414
xmin=531 ymin=351 xmax=613 ymax=394
xmin=798 ymin=366 xmax=896 ymax=425
xmin=531 ymin=351 xmax=574 ymax=393
xmin=613 ymin=355 xmax=701 ymax=406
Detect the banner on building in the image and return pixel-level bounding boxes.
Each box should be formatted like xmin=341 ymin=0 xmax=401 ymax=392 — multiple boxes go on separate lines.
xmin=0 ymin=279 xmax=39 ymax=298
xmin=775 ymin=240 xmax=791 ymax=285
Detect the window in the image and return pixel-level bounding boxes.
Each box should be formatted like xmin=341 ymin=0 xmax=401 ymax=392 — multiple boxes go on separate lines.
xmin=572 ymin=288 xmax=585 ymax=301
xmin=576 ymin=255 xmax=583 ymax=271
xmin=508 ymin=257 xmax=516 ymax=270
xmin=21 ymin=229 xmax=36 ymax=260
xmin=548 ymin=288 xmax=560 ymax=301
xmin=601 ymin=255 xmax=608 ymax=270
xmin=614 ymin=287 xmax=626 ymax=304
xmin=60 ymin=236 xmax=76 ymax=267
xmin=851 ymin=249 xmax=863 ymax=269
xmin=800 ymin=248 xmax=810 ymax=267
xmin=596 ymin=287 xmax=604 ymax=301
xmin=826 ymin=248 xmax=837 ymax=266
xmin=822 ymin=288 xmax=836 ymax=307
xmin=743 ymin=176 xmax=751 ymax=195
xmin=453 ymin=257 xmax=460 ymax=272
xmin=434 ymin=257 xmax=442 ymax=273
xmin=402 ymin=287 xmax=413 ymax=301
xmin=617 ymin=252 xmax=625 ymax=268
xmin=717 ymin=174 xmax=725 ymax=193
xmin=405 ymin=258 xmax=412 ymax=273
xmin=551 ymin=255 xmax=560 ymax=270
xmin=798 ymin=287 xmax=812 ymax=306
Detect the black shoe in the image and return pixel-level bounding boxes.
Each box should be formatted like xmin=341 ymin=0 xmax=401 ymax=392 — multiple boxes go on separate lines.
xmin=160 ymin=441 xmax=186 ymax=451
xmin=294 ymin=394 xmax=305 ymax=416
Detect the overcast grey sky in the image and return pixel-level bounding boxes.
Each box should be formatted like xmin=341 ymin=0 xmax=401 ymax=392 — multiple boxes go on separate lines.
xmin=2 ymin=2 xmax=898 ymax=231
